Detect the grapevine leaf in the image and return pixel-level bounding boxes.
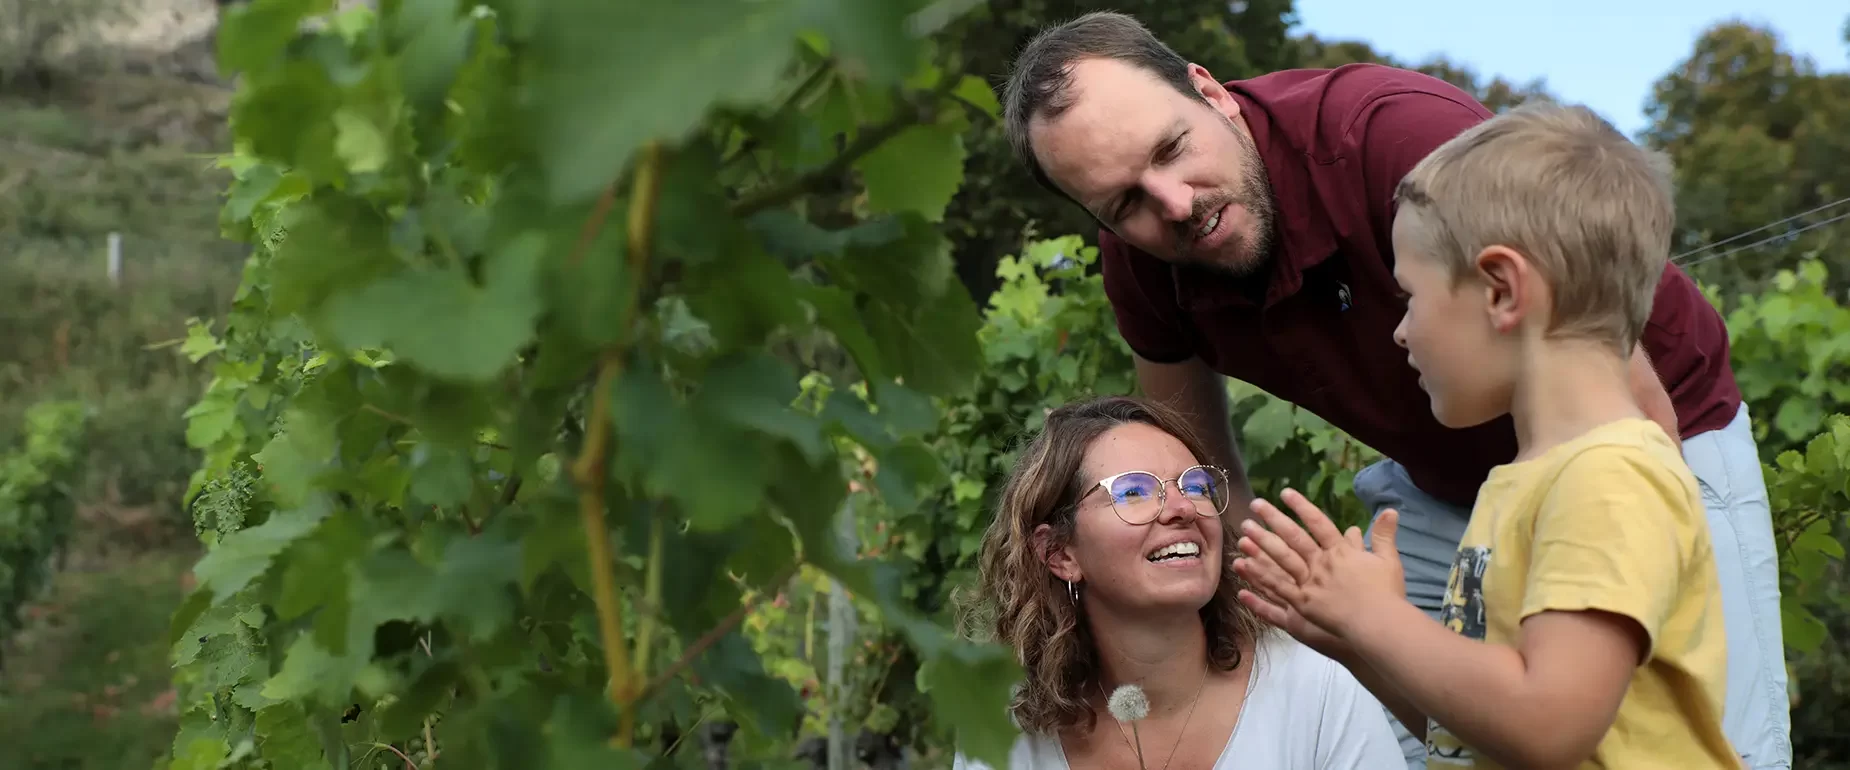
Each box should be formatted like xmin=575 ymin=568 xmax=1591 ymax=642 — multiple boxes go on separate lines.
xmin=749 ymin=210 xmax=903 ymax=265
xmin=545 ymin=696 xmax=650 ymax=769
xmin=354 ymin=532 xmax=522 ymax=641
xmin=861 ymin=287 xmax=984 ymax=399
xmin=262 ymin=634 xmax=363 ymax=706
xmin=332 ymin=107 xmax=390 ymax=174
xmin=920 ymin=642 xmax=1021 ymax=770
xmin=236 ymin=66 xmax=342 ymax=196
xmin=391 ymin=0 xmax=474 ymax=110
xmin=637 ymin=520 xmax=744 ymax=639
xmin=829 ymin=214 xmax=953 ymax=306
xmin=612 ymin=370 xmax=770 ymax=530
xmin=253 ymin=702 xmax=327 ymax=768
xmin=378 ymin=660 xmax=462 ymax=737
xmin=803 ymin=284 xmax=887 ymax=384
xmin=1242 ymin=398 xmax=1296 ymax=462
xmin=873 ymin=438 xmax=944 ymax=515
xmin=1798 ymin=529 xmax=1846 ymax=559
xmin=268 ymin=195 xmax=396 ymax=318
xmin=183 ymin=396 xmax=239 ymax=449
xmin=874 ymin=383 xmax=939 ymax=438
xmin=322 ymin=232 xmax=544 ymax=382
xmin=545 ymin=227 xmax=633 ymax=351
xmin=699 ymin=352 xmax=825 ymax=462
xmin=169 ymin=737 xmax=231 ymax=770
xmin=273 ymin=509 xmax=366 ymax=652
xmin=690 ymin=632 xmax=804 ymax=739
xmin=193 ymin=502 xmax=334 ymax=605
xmin=954 ymin=74 xmax=1002 ymax=120
xmin=408 ymin=442 xmax=474 ymax=508
xmin=724 ymin=513 xmax=800 ymax=587
xmin=251 ymin=411 xmax=341 ymax=510
xmin=217 ymin=0 xmax=333 ymax=75
xmin=798 ymin=0 xmax=925 ymax=85
xmin=520 ymin=502 xmax=592 ymax=594
xmin=766 ymin=445 xmax=862 ymax=591
xmin=1782 ymin=598 xmax=1828 ymax=654
xmin=682 ymin=245 xmax=807 ymax=350
xmin=225 ymin=163 xmax=288 ymax=224
xmin=1776 ymin=397 xmax=1824 ymax=444
xmin=530 ymin=0 xmax=805 ymax=203
xmin=848 ymin=565 xmax=1021 ymax=769
xmin=855 ymin=121 xmax=967 ymax=222
xmin=822 ymin=389 xmax=895 ymax=450
xmin=823 ymin=217 xmax=984 ymax=396
xmin=171 ymin=601 xmax=262 ymax=667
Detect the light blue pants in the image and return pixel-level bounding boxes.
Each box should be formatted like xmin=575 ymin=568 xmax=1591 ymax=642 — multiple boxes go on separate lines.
xmin=1357 ymin=403 xmax=1792 ymax=769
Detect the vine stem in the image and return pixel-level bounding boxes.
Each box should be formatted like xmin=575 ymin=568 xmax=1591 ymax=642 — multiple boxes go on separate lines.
xmin=366 ymin=742 xmax=417 ymax=770
xmin=634 ymin=517 xmax=664 ymax=679
xmin=728 ymin=74 xmax=960 ymax=218
xmin=571 ymin=141 xmax=665 ymax=747
xmin=637 ymin=565 xmax=801 ymax=702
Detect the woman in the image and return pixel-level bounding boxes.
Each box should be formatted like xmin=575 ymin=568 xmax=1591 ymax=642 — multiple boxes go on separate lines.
xmin=952 ymin=396 xmax=1403 ymax=769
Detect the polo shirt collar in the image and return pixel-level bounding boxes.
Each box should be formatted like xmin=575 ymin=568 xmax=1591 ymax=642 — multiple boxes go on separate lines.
xmin=1173 ymin=88 xmax=1339 ymax=312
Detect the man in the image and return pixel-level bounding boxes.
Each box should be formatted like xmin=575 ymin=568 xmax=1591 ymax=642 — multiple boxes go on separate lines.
xmin=999 ymin=11 xmax=1790 ymax=769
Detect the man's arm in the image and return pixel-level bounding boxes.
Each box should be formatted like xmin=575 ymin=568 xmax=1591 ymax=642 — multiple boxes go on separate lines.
xmin=1133 ymin=353 xmax=1253 ymax=508
xmin=1629 ymin=343 xmax=1681 ymax=450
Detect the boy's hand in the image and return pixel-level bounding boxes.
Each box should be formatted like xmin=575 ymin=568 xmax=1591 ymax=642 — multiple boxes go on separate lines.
xmin=1233 ymin=543 xmax=1349 ymax=660
xmin=1236 ymin=489 xmax=1407 ymax=640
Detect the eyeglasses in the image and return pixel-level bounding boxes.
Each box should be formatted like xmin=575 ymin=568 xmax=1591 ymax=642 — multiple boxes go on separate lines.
xmin=1079 ymin=465 xmax=1232 ymax=525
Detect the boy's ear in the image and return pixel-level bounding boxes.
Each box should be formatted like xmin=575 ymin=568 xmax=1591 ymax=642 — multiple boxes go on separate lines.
xmin=1474 ymin=245 xmax=1536 ymax=333
xmin=1033 ymin=523 xmax=1082 ymax=584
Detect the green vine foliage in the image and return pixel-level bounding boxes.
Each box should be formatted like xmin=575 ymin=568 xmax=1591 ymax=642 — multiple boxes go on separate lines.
xmin=166 ymin=0 xmax=1027 ymax=767
xmin=1719 ymin=257 xmax=1850 ymax=454
xmin=1765 ymin=414 xmax=1850 ymax=654
xmin=0 ymin=400 xmax=88 ymax=650
xmin=1713 ymin=257 xmax=1850 ymax=657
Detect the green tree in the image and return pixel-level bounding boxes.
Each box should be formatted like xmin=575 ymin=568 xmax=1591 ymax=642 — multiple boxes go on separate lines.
xmin=1643 ymin=20 xmax=1850 ymax=295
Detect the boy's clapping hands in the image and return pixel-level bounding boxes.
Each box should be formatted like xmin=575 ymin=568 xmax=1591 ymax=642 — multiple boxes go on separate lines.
xmin=1233 ymin=489 xmax=1410 ymax=649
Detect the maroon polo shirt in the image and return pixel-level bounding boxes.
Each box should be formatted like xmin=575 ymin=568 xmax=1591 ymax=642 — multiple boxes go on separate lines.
xmin=1099 ymin=63 xmax=1742 ymax=507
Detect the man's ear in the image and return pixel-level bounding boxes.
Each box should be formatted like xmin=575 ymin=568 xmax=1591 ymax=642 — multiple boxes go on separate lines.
xmin=1033 ymin=523 xmax=1082 ymax=584
xmin=1475 ymin=245 xmax=1536 ymax=334
xmin=1187 ymin=63 xmax=1240 ymax=120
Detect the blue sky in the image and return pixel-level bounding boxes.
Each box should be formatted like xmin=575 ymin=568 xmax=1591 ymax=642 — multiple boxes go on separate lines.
xmin=1291 ymin=0 xmax=1847 ymax=138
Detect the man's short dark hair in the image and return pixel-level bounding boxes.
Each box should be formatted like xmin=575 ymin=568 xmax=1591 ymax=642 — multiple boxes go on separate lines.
xmin=1001 ymin=12 xmax=1208 ymax=195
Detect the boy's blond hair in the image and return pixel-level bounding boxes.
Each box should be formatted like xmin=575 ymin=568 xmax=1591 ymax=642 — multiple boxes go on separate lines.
xmin=1393 ymin=100 xmax=1675 ymax=353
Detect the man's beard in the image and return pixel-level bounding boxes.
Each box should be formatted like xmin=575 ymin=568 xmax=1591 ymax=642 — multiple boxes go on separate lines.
xmin=1176 ymin=122 xmax=1278 ymax=279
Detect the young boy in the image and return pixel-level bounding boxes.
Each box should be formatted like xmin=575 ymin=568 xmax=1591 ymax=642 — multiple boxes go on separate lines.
xmin=1230 ymin=101 xmax=1740 ymax=769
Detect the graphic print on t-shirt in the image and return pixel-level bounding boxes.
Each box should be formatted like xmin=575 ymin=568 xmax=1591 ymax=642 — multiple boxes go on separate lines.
xmin=1427 ymin=545 xmax=1493 ymax=767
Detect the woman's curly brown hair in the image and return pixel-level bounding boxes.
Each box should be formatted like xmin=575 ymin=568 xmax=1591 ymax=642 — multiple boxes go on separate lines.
xmin=954 ymin=395 xmax=1269 ymax=736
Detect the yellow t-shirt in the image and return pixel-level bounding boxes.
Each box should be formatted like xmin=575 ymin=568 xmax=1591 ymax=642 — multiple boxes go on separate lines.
xmin=1424 ymin=418 xmax=1736 ymax=769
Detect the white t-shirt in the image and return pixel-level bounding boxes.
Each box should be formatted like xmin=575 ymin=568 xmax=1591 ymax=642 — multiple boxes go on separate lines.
xmin=951 ymin=631 xmax=1405 ymax=770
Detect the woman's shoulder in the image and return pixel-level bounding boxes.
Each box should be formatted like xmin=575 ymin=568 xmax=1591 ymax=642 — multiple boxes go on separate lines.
xmin=1237 ymin=630 xmax=1408 ymax=769
xmin=1245 ymin=629 xmax=1383 ymax=720
xmin=1252 ymin=629 xmax=1346 ymax=690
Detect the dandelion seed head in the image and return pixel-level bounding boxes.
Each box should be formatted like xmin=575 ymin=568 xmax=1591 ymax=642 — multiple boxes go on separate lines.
xmin=1107 ymin=684 xmax=1149 ymax=721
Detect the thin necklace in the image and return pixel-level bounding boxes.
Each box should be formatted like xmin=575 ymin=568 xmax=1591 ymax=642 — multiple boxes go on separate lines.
xmin=1104 ymin=660 xmax=1210 ymax=770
